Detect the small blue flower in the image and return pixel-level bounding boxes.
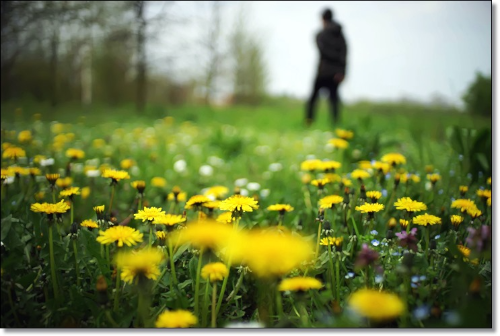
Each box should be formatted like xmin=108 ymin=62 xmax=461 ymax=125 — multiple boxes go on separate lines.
xmin=382 ymin=241 xmax=388 ymax=246
xmin=374 ymin=275 xmax=383 ymax=284
xmin=411 ymin=283 xmax=418 ymax=288
xmin=419 ymin=275 xmax=427 ymax=281
xmin=385 ymin=173 xmax=391 ymax=179
xmin=413 ymin=305 xmax=430 ymax=320
xmin=434 ymin=235 xmax=441 ymax=240
xmin=371 ymin=239 xmax=380 ymax=247
xmin=438 ymin=189 xmax=444 ymax=195
xmin=345 ymin=272 xmax=355 ymax=279
xmin=370 ymin=159 xmax=376 ymax=165
xmin=451 ymin=197 xmax=456 ymax=202
xmin=443 ymin=311 xmax=461 ymax=326
xmin=411 ymin=275 xmax=420 ymax=283
xmin=458 ymin=154 xmax=464 ymax=161
xmin=370 ymin=230 xmax=378 ymax=235
xmin=479 ymin=186 xmax=485 ymax=190
xmin=382 ymin=189 xmax=388 ymax=197
xmin=392 ymin=251 xmax=401 ymax=256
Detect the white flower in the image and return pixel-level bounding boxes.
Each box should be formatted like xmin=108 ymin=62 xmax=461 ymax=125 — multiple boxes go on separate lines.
xmin=425 ymin=181 xmax=432 ymax=191
xmin=199 ymin=165 xmax=213 ymax=176
xmin=174 ymin=160 xmax=187 ymax=173
xmin=225 ymin=322 xmax=264 ymax=328
xmin=247 ymin=182 xmax=260 ymax=191
xmin=3 ymin=176 xmax=15 ymax=185
xmin=260 ymin=189 xmax=270 ymax=198
xmin=240 ymin=188 xmax=249 ymax=196
xmin=86 ymin=169 xmax=101 ymax=178
xmin=235 ymin=178 xmax=248 ymax=187
xmin=208 ymin=156 xmax=224 ymax=167
xmin=269 ymin=163 xmax=282 ymax=172
xmin=40 ymin=158 xmax=55 ymax=167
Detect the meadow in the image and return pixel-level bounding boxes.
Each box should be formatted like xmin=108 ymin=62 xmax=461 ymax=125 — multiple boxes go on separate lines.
xmin=0 ymin=99 xmax=492 ymax=328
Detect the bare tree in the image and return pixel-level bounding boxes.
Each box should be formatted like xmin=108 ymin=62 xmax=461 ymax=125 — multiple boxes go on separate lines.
xmin=201 ymin=1 xmax=223 ymax=105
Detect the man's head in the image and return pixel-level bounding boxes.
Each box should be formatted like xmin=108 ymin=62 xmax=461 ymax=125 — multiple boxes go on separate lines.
xmin=322 ymin=8 xmax=333 ymax=25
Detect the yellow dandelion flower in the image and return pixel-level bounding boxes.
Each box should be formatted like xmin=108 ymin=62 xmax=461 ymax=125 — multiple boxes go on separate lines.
xmin=170 ymin=220 xmax=237 ymax=251
xmin=156 ymin=231 xmax=167 ymax=240
xmin=201 ymin=262 xmax=229 ymax=282
xmin=216 ymin=212 xmax=233 ymax=224
xmin=358 ymin=160 xmax=372 ymax=170
xmin=467 ymin=207 xmax=482 ymax=219
xmin=30 ymin=200 xmax=70 ymax=214
xmin=412 ymin=213 xmax=442 ymax=226
xmin=459 ymin=185 xmax=468 ymax=194
xmin=487 ymin=197 xmax=491 ymax=206
xmin=134 ymin=207 xmax=166 ymax=222
xmin=348 ymin=288 xmax=405 ymax=321
xmin=477 ymin=189 xmax=491 ymax=199
xmin=366 ymin=191 xmax=382 ymax=201
xmin=8 ymin=166 xmax=29 ymax=176
xmin=451 ymin=199 xmax=477 ymax=213
xmin=131 ymin=180 xmax=146 ymax=193
xmin=93 ymin=205 xmax=105 ymax=214
xmin=457 ymin=245 xmax=479 ymax=265
xmin=153 ymin=214 xmax=186 ymax=226
xmin=227 ymin=229 xmax=314 ymax=278
xmin=341 ymin=177 xmax=352 ymax=187
xmin=59 ymin=187 xmax=80 ymax=198
xmin=155 ymin=310 xmax=197 ymax=328
xmin=205 ymin=186 xmax=229 ymax=200
xmin=65 ymin=148 xmax=85 ymax=160
xmin=18 ymin=130 xmax=32 ymax=143
xmin=381 ymin=153 xmax=406 ymax=166
xmin=278 ymin=276 xmax=323 ymax=292
xmin=185 ymin=195 xmax=212 ymax=209
xmin=425 ymin=165 xmax=434 ymax=173
xmin=320 ymin=160 xmax=342 ymax=171
xmin=427 ymin=173 xmax=441 ymax=183
xmin=335 ymin=128 xmax=354 ymax=140
xmin=92 ymin=139 xmax=106 ymax=148
xmin=487 ymin=177 xmax=491 ymax=185
xmin=394 ymin=197 xmax=427 ymax=213
xmin=151 ymin=177 xmax=166 ymax=188
xmin=203 ymin=201 xmax=221 ymax=210
xmin=81 ymin=187 xmax=91 ymax=199
xmin=3 ymin=147 xmax=26 ymax=159
xmin=351 ymin=169 xmax=370 ymax=180
xmin=355 ymin=203 xmax=385 ymax=214
xmin=319 ymin=195 xmax=343 ymax=209
xmin=96 ymin=226 xmax=143 ymax=247
xmin=301 ymin=159 xmax=323 ymax=171
xmin=311 ymin=178 xmax=331 ymax=188
xmin=450 ymin=215 xmax=463 ymax=227
xmin=410 ymin=175 xmax=421 ymax=183
xmin=45 ymin=173 xmax=60 ymax=185
xmin=168 ymin=191 xmax=187 ymax=202
xmin=81 ymin=219 xmax=98 ymax=229
xmin=301 ymin=173 xmax=312 ymax=184
xmin=328 ymin=138 xmax=349 ymax=149
xmin=116 ymin=248 xmax=164 ymax=283
xmin=319 ymin=237 xmax=344 ymax=247
xmin=120 ymin=159 xmax=135 ymax=170
xmin=56 ymin=177 xmax=72 ymax=189
xmin=388 ymin=217 xmax=397 ymax=228
xmin=29 ymin=167 xmax=41 ymax=176
xmin=102 ymin=169 xmax=130 ymax=182
xmin=372 ymin=161 xmax=391 ymax=174
xmin=267 ymin=204 xmax=294 ymax=213
xmin=399 ymin=219 xmax=409 ymax=228
xmin=325 ymin=173 xmax=341 ymax=183
xmin=219 ymin=195 xmax=259 ymax=213
xmin=34 ymin=191 xmax=45 ymax=201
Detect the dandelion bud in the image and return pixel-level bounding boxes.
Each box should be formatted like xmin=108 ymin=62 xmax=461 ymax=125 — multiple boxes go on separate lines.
xmin=359 ymin=184 xmax=366 ymax=200
xmin=96 ymin=275 xmax=108 ymax=292
xmin=323 ymin=220 xmax=331 ymax=231
xmin=388 ymin=217 xmax=397 ymax=228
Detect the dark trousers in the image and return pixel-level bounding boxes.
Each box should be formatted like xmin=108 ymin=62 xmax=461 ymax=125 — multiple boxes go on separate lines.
xmin=306 ymin=76 xmax=340 ymax=124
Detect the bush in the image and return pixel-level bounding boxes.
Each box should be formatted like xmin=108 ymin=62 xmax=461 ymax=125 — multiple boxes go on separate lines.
xmin=462 ymin=72 xmax=492 ymax=117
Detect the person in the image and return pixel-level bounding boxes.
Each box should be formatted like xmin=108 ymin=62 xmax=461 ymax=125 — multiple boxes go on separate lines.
xmin=305 ymin=8 xmax=347 ymax=127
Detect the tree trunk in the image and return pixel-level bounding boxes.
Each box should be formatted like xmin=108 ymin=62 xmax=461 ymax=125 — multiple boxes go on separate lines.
xmin=135 ymin=1 xmax=146 ymax=113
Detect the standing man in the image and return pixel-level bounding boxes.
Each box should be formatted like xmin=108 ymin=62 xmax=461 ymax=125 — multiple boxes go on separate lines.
xmin=305 ymin=8 xmax=347 ymax=127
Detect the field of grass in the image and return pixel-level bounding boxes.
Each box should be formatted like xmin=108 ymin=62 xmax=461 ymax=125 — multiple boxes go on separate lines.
xmin=0 ymin=99 xmax=492 ymax=328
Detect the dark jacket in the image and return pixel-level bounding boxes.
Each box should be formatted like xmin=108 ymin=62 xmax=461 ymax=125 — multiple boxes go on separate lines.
xmin=316 ymin=21 xmax=347 ymax=78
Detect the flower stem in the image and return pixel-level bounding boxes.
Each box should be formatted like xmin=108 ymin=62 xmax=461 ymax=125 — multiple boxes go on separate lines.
xmin=72 ymin=239 xmax=80 ymax=287
xmin=211 ymin=282 xmax=218 ymax=328
xmin=298 ymin=300 xmax=309 ymax=327
xmin=425 ymin=227 xmax=430 ymax=260
xmin=327 ymin=245 xmax=335 ymax=299
xmin=315 ymin=221 xmax=323 ymax=259
xmin=149 ymin=225 xmax=153 ymax=246
xmin=202 ymin=281 xmax=210 ymax=327
xmin=70 ymin=200 xmax=74 ymax=225
xmin=114 ymin=267 xmax=121 ymax=312
xmin=275 ymin=287 xmax=284 ymax=321
xmin=48 ymin=224 xmax=59 ymax=301
xmin=335 ymin=257 xmax=340 ymax=302
xmin=168 ymin=239 xmax=178 ymax=285
xmin=138 ymin=195 xmax=143 ymax=212
xmin=108 ymin=184 xmax=115 ymax=217
xmin=194 ymin=249 xmax=204 ymax=320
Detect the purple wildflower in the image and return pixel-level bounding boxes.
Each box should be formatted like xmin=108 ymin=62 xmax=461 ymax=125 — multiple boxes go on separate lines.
xmin=395 ymin=228 xmax=418 ymax=252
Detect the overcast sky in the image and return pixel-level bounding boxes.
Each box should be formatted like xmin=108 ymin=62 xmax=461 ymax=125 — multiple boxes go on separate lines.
xmin=150 ymin=1 xmax=492 ymax=105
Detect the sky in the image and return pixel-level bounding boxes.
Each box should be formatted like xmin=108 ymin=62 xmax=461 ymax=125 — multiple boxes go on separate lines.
xmin=149 ymin=1 xmax=492 ymax=106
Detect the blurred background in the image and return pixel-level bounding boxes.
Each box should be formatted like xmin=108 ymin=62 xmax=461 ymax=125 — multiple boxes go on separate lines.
xmin=0 ymin=1 xmax=492 ymax=127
